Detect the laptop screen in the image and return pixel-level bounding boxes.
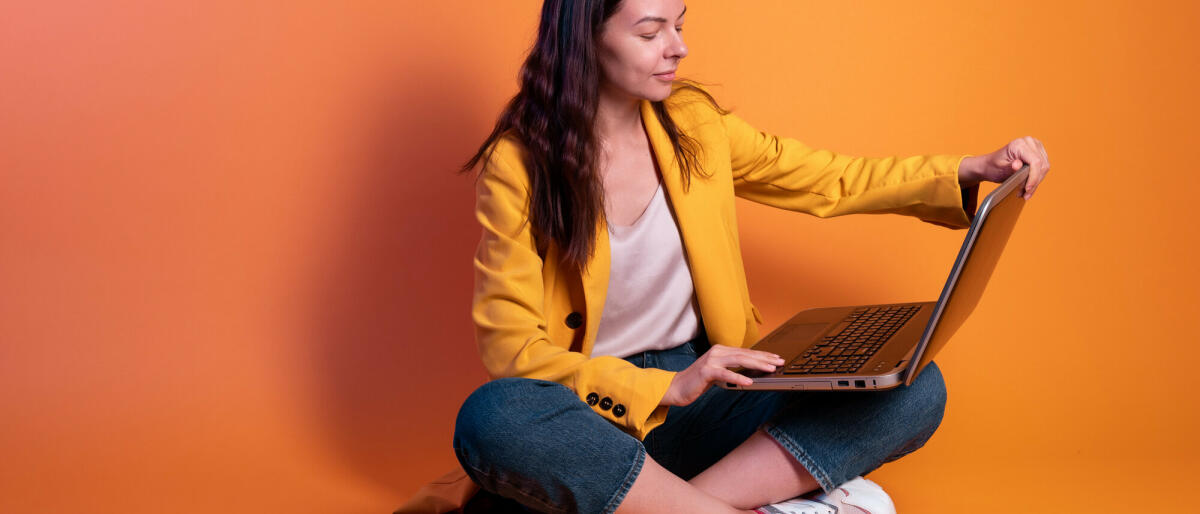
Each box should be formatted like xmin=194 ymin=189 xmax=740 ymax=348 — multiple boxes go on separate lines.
xmin=906 ymin=166 xmax=1030 ymax=386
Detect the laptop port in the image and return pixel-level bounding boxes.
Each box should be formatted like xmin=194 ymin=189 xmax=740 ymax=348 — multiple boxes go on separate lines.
xmin=837 ymin=380 xmax=849 ymax=387
xmin=854 ymin=380 xmax=866 ymax=388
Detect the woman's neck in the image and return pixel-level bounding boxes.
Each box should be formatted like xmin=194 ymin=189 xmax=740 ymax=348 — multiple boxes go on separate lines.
xmin=595 ymin=86 xmax=643 ymax=145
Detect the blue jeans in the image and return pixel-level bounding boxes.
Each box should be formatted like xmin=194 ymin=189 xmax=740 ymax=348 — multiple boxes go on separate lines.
xmin=453 ymin=328 xmax=947 ymax=514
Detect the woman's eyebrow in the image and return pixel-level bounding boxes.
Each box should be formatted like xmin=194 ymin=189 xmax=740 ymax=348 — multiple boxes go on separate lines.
xmin=634 ymin=5 xmax=686 ymax=25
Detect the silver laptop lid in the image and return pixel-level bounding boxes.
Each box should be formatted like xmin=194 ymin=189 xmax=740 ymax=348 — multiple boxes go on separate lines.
xmin=904 ymin=164 xmax=1031 ymax=386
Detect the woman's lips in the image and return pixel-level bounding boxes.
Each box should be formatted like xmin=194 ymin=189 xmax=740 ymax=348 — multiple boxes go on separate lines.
xmin=654 ymin=71 xmax=676 ymax=81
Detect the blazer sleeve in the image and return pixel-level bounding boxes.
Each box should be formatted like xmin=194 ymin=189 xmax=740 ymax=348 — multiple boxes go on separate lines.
xmin=471 ymin=142 xmax=677 ymax=441
xmin=720 ymin=110 xmax=979 ymax=229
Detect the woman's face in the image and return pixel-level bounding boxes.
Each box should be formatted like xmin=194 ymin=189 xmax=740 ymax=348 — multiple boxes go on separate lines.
xmin=597 ymin=0 xmax=688 ymax=102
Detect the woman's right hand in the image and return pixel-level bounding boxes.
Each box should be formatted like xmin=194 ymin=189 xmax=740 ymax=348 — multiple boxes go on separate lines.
xmin=660 ymin=344 xmax=786 ymax=407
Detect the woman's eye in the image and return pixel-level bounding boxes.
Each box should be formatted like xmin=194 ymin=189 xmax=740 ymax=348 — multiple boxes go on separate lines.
xmin=640 ymin=26 xmax=681 ymax=40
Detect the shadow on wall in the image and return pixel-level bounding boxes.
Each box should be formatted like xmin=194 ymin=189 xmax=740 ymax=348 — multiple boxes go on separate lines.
xmin=304 ymin=60 xmax=498 ymax=494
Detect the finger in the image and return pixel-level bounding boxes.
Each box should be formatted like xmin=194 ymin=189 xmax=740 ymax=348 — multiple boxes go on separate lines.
xmin=1025 ymin=159 xmax=1049 ymax=199
xmin=717 ymin=368 xmax=754 ymax=387
xmin=1026 ymin=138 xmax=1049 ymax=184
xmin=1032 ymin=139 xmax=1049 ymax=198
xmin=1016 ymin=138 xmax=1045 ymax=199
xmin=750 ymin=352 xmax=784 ymax=368
xmin=710 ymin=346 xmax=779 ymax=365
xmin=721 ymin=350 xmax=782 ymax=370
xmin=1034 ymin=139 xmax=1050 ymax=169
xmin=747 ymin=348 xmax=785 ymax=363
xmin=1030 ymin=163 xmax=1048 ymax=199
xmin=703 ymin=364 xmax=750 ymax=385
xmin=713 ymin=354 xmax=776 ymax=374
xmin=1018 ymin=137 xmax=1038 ymax=170
xmin=746 ymin=357 xmax=778 ymax=372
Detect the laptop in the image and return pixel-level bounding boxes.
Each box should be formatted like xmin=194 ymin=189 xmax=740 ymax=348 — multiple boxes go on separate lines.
xmin=720 ymin=164 xmax=1030 ymax=391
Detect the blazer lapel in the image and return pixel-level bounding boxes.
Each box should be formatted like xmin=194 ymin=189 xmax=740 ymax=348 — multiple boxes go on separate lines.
xmin=639 ymin=99 xmax=742 ymax=348
xmin=579 ymin=208 xmax=612 ymax=356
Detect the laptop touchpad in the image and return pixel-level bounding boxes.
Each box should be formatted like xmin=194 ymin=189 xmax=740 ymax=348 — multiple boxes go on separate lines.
xmin=759 ymin=323 xmax=829 ymax=355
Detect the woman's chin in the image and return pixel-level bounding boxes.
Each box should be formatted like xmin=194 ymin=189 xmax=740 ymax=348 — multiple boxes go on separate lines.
xmin=645 ymin=87 xmax=673 ymax=102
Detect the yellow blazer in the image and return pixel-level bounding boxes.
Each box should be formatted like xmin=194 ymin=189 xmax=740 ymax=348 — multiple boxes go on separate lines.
xmin=396 ymin=85 xmax=978 ymax=513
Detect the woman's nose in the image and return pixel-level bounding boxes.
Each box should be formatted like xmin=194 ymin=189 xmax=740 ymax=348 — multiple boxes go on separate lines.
xmin=669 ymin=32 xmax=688 ymax=59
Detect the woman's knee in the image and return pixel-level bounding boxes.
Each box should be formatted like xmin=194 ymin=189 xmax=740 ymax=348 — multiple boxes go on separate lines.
xmin=883 ymin=360 xmax=948 ymax=461
xmin=453 ymin=378 xmax=572 ymax=465
xmin=908 ymin=360 xmax=948 ymax=429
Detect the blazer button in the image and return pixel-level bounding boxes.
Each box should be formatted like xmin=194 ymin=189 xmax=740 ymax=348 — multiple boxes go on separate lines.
xmin=599 ymin=397 xmax=613 ymax=411
xmin=612 ymin=404 xmax=626 ymax=417
xmin=565 ymin=311 xmax=584 ymax=329
xmin=586 ymin=392 xmax=599 ymax=406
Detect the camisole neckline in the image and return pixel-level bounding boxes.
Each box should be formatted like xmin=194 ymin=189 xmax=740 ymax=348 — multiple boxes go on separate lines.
xmin=608 ymin=181 xmax=664 ymax=237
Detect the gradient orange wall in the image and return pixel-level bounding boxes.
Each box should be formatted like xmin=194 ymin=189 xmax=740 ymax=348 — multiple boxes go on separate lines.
xmin=2 ymin=1 xmax=1196 ymax=512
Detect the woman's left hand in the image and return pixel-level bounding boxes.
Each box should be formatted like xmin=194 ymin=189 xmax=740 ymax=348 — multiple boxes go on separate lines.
xmin=958 ymin=136 xmax=1051 ymax=200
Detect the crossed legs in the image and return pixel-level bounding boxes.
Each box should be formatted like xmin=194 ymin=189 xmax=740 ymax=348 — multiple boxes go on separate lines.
xmin=617 ymin=427 xmax=818 ymax=513
xmin=454 ymin=361 xmax=947 ymax=513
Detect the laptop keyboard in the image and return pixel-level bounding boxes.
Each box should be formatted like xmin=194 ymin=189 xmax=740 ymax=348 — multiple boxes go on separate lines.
xmin=784 ymin=305 xmax=920 ymax=375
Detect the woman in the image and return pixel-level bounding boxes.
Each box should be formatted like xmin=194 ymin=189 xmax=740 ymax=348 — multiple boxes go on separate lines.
xmin=399 ymin=0 xmax=1050 ymax=513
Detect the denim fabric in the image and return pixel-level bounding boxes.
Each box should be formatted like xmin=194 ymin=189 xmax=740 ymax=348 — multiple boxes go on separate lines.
xmin=453 ymin=328 xmax=947 ymax=514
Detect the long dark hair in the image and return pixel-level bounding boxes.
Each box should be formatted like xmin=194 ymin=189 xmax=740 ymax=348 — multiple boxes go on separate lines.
xmin=460 ymin=0 xmax=728 ymax=274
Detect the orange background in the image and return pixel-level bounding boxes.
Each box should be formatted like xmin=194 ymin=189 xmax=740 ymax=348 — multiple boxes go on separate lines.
xmin=2 ymin=1 xmax=1197 ymax=512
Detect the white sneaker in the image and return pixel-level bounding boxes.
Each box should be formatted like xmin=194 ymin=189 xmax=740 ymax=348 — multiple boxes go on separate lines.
xmin=754 ymin=476 xmax=896 ymax=514
xmin=754 ymin=497 xmax=836 ymax=514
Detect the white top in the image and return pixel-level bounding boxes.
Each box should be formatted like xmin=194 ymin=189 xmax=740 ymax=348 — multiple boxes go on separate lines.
xmin=591 ymin=180 xmax=702 ymax=359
